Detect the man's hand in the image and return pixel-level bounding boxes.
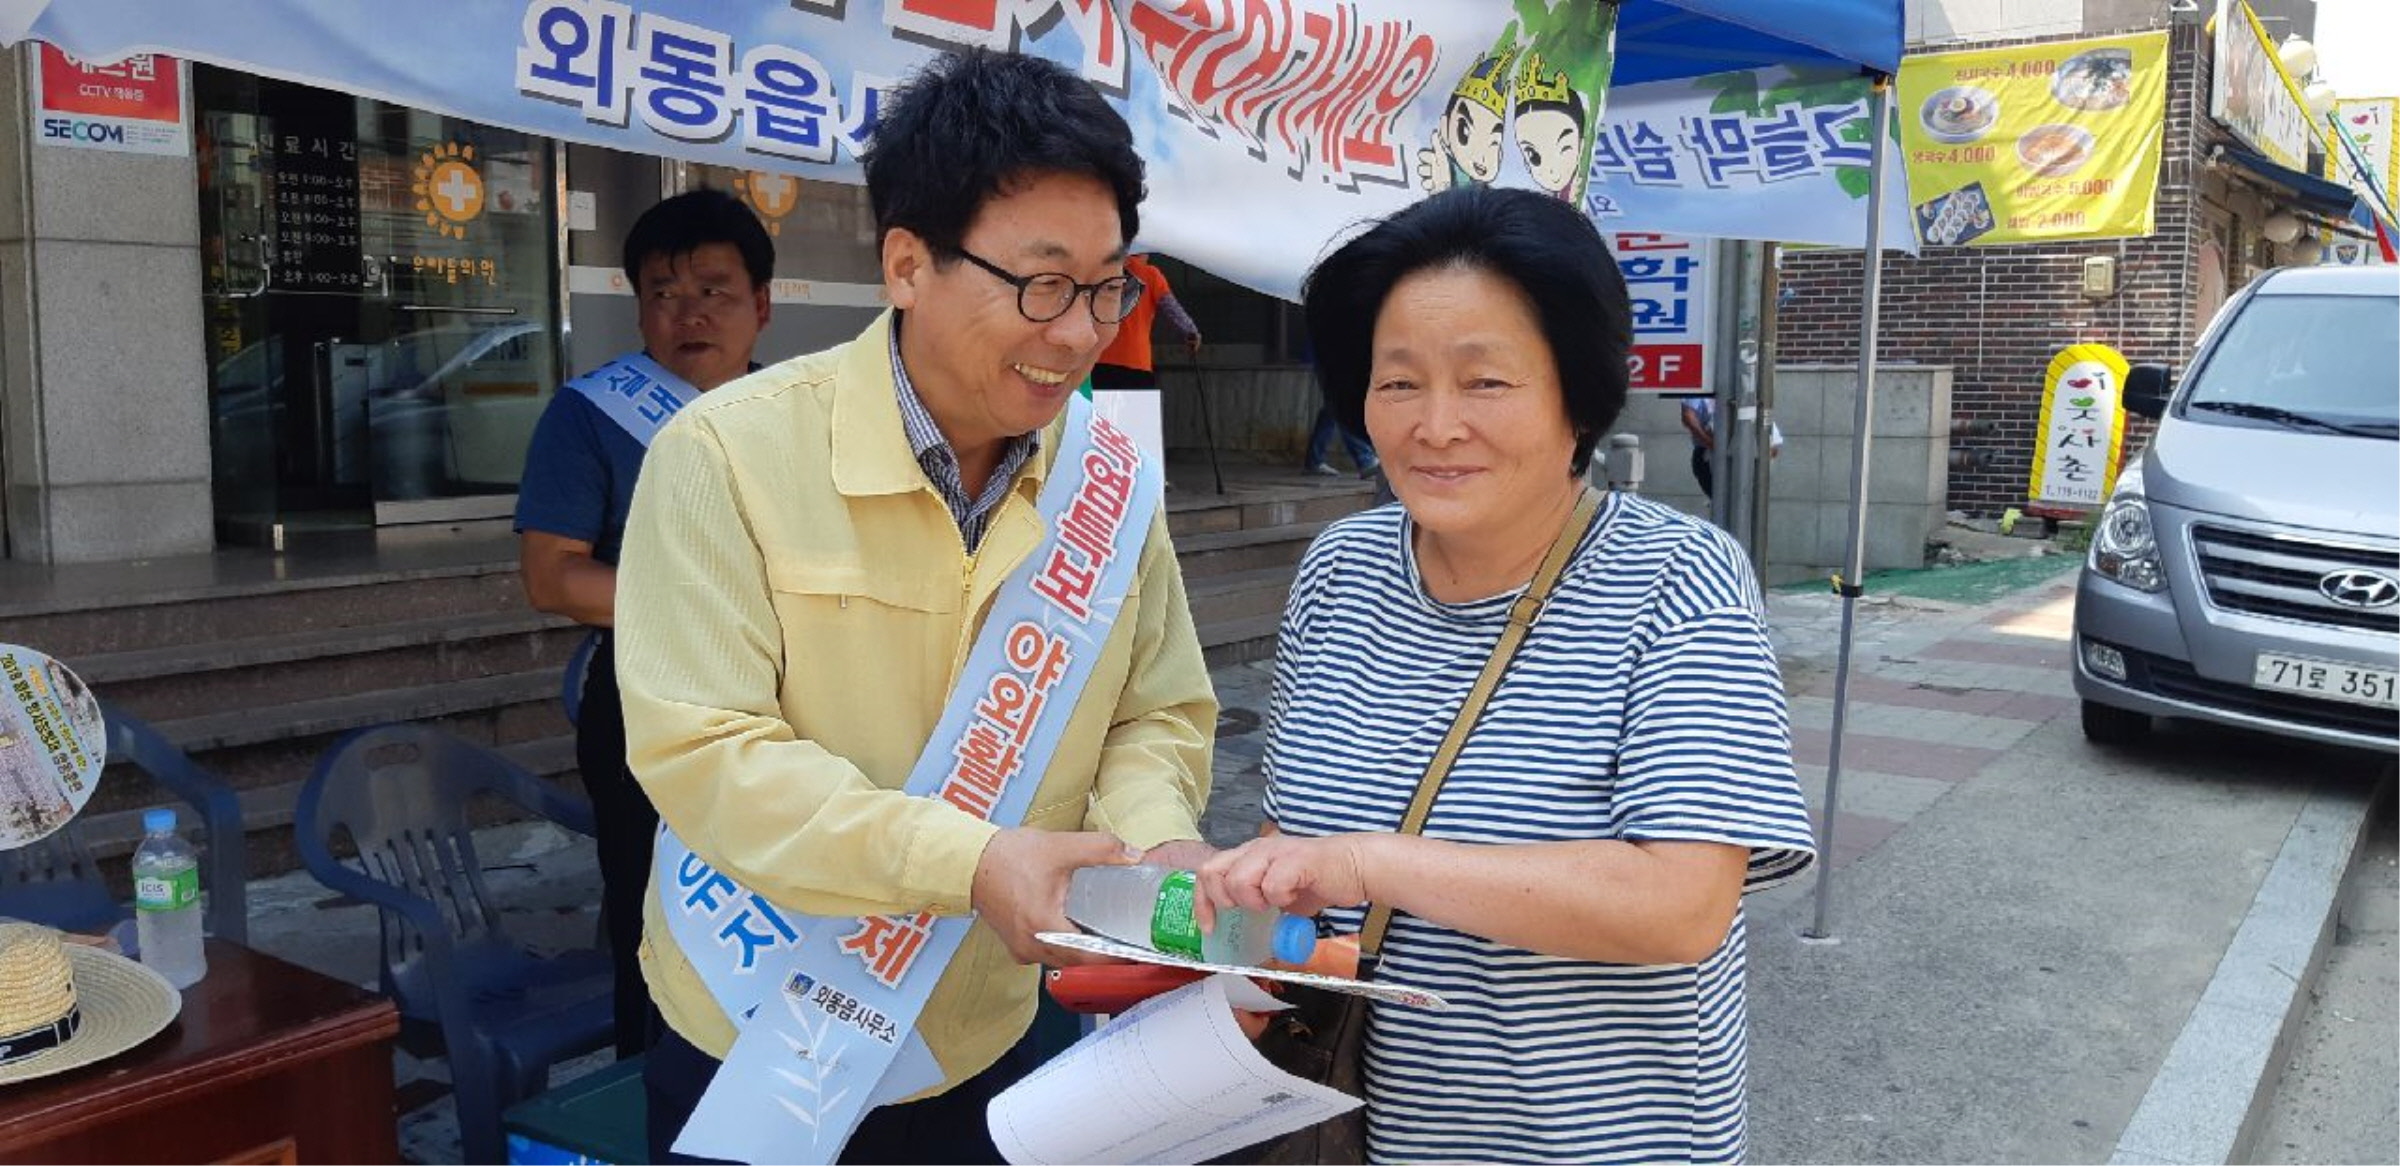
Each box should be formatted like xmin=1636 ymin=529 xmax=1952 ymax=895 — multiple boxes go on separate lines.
xmin=1142 ymin=838 xmax=1217 ymax=871
xmin=1182 ymin=334 xmax=1204 ymax=358
xmin=971 ymin=827 xmax=1138 ymax=965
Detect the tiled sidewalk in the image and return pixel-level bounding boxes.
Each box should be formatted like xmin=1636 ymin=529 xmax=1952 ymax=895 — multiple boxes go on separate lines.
xmin=1768 ymin=577 xmax=2080 ymax=881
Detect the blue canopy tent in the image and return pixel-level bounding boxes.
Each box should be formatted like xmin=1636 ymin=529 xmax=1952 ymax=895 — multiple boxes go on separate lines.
xmin=1613 ymin=0 xmax=1902 ymax=82
xmin=0 ymin=0 xmax=1905 ymax=932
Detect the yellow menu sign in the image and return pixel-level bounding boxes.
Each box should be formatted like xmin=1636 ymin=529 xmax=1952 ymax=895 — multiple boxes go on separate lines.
xmin=1899 ymin=31 xmax=2168 ymax=246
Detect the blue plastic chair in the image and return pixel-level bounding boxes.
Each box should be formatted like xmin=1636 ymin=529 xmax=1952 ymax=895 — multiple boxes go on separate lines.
xmin=0 ymin=703 xmax=248 ymax=945
xmin=295 ymin=724 xmax=613 ymax=1165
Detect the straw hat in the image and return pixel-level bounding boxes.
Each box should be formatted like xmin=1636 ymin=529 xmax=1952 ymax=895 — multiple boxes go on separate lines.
xmin=0 ymin=922 xmax=179 ymax=1085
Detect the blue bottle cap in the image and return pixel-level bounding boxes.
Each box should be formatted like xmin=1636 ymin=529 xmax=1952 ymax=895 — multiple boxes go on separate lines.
xmin=142 ymin=807 xmax=176 ymax=834
xmin=1272 ymin=915 xmax=1319 ymax=965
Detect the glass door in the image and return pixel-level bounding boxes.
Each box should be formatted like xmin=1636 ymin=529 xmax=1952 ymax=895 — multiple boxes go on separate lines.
xmin=196 ymin=70 xmax=561 ymax=538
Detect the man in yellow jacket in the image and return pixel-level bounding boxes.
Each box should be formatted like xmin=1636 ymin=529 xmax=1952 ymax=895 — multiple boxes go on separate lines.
xmin=615 ymin=49 xmax=1216 ymax=1164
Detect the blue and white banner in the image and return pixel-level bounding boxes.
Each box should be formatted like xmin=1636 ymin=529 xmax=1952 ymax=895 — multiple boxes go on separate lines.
xmin=653 ymin=393 xmax=1162 ymax=1164
xmin=565 ymin=351 xmax=697 ymax=447
xmin=1585 ymin=65 xmax=1913 ymax=251
xmin=0 ymin=0 xmax=1905 ymax=300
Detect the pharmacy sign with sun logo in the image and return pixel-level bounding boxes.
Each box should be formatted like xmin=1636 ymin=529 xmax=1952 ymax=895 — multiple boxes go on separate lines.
xmin=414 ymin=142 xmax=485 ymax=239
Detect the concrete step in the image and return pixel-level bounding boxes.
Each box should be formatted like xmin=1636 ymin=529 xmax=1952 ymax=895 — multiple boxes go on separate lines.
xmin=1186 ymin=566 xmax=1296 ymax=628
xmin=74 ymin=612 xmax=585 ymax=722
xmin=1173 ymin=521 xmax=1329 ymax=579
xmin=150 ymin=670 xmax=560 ymax=756
xmin=1166 ymin=482 xmax=1375 ymax=538
xmin=1199 ymin=613 xmax=1281 ymax=671
xmin=82 ymin=671 xmax=571 ymax=832
xmin=7 ymin=567 xmax=531 ymax=658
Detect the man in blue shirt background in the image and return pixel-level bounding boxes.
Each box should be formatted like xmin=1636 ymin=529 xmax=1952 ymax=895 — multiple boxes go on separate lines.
xmin=514 ymin=188 xmax=774 ymax=1058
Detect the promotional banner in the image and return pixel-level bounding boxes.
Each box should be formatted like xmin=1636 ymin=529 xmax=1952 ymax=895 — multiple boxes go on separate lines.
xmin=1582 ymin=64 xmax=1915 ymax=250
xmin=1898 ymin=31 xmax=2167 ymax=246
xmin=28 ymin=43 xmax=185 ymax=155
xmin=0 ymin=1 xmax=1908 ymax=300
xmin=2210 ymin=0 xmax=2309 ymax=172
xmin=2028 ymin=343 xmax=2128 ymax=509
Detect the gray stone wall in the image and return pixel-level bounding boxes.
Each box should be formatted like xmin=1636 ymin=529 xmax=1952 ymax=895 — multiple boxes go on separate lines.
xmin=0 ymin=46 xmax=211 ymax=562
xmin=1608 ymin=365 xmax=1955 ymax=577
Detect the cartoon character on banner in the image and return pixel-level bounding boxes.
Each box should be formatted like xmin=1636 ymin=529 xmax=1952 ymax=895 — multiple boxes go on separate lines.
xmin=1417 ymin=41 xmax=1515 ymax=192
xmin=1416 ymin=6 xmax=1613 ymax=207
xmin=1512 ymin=51 xmax=1587 ymax=203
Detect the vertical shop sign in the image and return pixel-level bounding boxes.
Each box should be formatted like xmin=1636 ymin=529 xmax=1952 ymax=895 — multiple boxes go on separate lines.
xmin=2028 ymin=343 xmax=2129 ymax=509
xmin=29 ymin=45 xmax=188 ymax=156
xmin=2324 ymin=99 xmax=2397 ymax=219
xmin=1615 ymin=232 xmax=1712 ymax=392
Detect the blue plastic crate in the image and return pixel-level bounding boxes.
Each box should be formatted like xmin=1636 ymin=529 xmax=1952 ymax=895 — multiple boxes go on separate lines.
xmin=503 ymin=1056 xmax=646 ymax=1166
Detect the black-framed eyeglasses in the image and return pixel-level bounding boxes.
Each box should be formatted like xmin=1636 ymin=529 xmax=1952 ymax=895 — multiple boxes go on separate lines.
xmin=951 ymin=246 xmax=1143 ymax=325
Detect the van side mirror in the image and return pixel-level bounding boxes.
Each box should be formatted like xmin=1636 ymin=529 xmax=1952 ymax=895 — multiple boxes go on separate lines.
xmin=2123 ymin=364 xmax=2173 ymax=419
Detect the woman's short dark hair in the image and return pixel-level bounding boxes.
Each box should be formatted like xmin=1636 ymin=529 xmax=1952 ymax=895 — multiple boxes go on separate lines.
xmin=1302 ymin=185 xmax=1632 ymax=477
xmin=864 ymin=48 xmax=1146 ymax=258
xmin=621 ymin=188 xmax=775 ymax=289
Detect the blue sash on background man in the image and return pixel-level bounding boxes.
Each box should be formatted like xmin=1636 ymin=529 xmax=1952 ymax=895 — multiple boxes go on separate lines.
xmin=558 ymin=352 xmax=699 ymax=722
xmin=653 ymin=394 xmax=1163 ymax=1164
xmin=567 ymin=351 xmax=701 ymax=447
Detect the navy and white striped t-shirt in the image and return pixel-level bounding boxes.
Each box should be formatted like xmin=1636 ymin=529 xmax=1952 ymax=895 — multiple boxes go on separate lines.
xmin=1261 ymin=492 xmax=1816 ymax=1164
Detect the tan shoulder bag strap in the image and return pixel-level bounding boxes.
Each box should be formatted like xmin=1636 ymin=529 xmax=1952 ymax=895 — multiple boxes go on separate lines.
xmin=1357 ymin=486 xmax=1604 ymax=961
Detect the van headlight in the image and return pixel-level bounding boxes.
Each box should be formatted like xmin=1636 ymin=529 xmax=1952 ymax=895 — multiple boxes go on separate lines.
xmin=2091 ymin=492 xmax=2165 ymax=592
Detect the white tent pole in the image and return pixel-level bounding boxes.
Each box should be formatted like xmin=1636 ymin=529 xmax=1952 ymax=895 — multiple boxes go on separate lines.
xmin=1803 ymin=73 xmax=1894 ymax=944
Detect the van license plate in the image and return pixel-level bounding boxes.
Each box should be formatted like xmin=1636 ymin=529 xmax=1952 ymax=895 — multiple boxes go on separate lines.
xmin=2253 ymin=653 xmax=2400 ymax=709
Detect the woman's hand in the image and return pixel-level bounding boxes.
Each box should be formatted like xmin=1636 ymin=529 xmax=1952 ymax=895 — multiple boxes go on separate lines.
xmin=1196 ymin=832 xmax=1379 ymax=930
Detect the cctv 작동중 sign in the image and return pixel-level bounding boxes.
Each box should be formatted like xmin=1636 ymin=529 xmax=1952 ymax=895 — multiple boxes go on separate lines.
xmin=29 ymin=44 xmax=187 ymax=156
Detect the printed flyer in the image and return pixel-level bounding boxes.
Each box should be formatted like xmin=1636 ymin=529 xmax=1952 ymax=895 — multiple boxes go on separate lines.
xmin=0 ymin=644 xmax=105 ymax=848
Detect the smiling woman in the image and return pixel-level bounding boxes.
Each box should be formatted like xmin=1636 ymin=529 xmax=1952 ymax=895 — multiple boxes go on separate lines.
xmin=1195 ymin=186 xmax=1818 ymax=1164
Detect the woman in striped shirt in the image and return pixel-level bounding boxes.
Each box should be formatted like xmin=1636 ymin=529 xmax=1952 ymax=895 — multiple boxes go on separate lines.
xmin=1198 ymin=186 xmax=1816 ymax=1163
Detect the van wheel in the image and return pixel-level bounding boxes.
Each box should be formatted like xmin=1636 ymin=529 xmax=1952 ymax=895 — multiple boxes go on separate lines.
xmin=2082 ymin=699 xmax=2151 ymax=746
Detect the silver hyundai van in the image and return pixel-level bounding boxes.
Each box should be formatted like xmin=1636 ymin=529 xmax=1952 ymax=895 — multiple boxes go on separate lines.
xmin=2073 ymin=264 xmax=2399 ymax=751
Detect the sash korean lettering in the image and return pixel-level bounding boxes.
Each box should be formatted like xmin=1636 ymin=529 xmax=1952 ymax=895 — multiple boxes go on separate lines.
xmin=654 ymin=393 xmax=1162 ymax=1164
xmin=564 ymin=351 xmax=699 ymax=447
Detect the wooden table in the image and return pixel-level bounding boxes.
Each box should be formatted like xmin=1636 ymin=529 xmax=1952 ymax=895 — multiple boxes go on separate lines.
xmin=0 ymin=939 xmax=399 ymax=1164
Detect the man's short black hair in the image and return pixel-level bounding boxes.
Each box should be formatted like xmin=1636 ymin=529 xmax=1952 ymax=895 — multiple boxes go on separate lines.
xmin=1301 ymin=185 xmax=1632 ymax=477
xmin=622 ymin=188 xmax=775 ymax=289
xmin=863 ymin=48 xmax=1146 ymax=260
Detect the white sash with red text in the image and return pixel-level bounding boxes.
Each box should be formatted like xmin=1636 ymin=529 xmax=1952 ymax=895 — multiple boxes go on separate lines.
xmin=654 ymin=393 xmax=1160 ymax=1164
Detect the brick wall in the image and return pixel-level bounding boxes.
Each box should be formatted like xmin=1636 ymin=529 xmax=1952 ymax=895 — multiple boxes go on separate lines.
xmin=1778 ymin=22 xmax=2216 ymax=516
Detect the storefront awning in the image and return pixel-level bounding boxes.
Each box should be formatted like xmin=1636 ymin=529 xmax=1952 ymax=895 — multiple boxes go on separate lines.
xmin=2215 ymin=142 xmax=2367 ymax=224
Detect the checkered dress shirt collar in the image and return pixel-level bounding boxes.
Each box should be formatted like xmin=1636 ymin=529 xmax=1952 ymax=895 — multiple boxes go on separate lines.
xmin=888 ymin=322 xmax=1041 ymax=553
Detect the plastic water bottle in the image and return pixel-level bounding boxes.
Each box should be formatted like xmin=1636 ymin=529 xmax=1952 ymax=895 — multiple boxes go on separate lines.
xmin=1066 ymin=864 xmax=1318 ymax=967
xmin=133 ymin=807 xmax=206 ymax=988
